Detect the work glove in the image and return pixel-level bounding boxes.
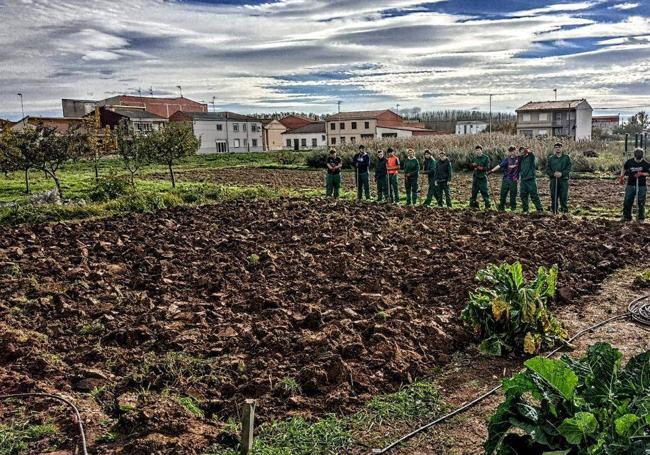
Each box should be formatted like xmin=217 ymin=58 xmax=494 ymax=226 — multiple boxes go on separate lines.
xmin=635 ymin=172 xmax=645 ymax=179
xmin=618 ymin=175 xmax=626 ymax=185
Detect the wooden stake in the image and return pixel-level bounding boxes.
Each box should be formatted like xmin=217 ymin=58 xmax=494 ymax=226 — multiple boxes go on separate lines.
xmin=241 ymin=399 xmax=256 ymax=455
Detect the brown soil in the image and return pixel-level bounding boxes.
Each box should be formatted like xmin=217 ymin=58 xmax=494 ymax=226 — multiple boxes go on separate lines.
xmin=1 ymin=199 xmax=648 ymax=453
xmin=155 ymin=168 xmax=626 ymax=214
xmin=390 ymin=268 xmax=650 ymax=454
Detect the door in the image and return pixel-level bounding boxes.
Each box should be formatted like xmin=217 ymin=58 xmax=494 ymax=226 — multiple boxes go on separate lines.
xmin=293 ymin=139 xmax=300 ymax=151
xmin=216 ymin=141 xmax=227 ymax=153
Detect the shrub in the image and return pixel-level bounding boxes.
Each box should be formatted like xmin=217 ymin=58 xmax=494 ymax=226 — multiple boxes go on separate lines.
xmin=305 ymin=150 xmax=329 ymax=169
xmin=89 ymin=173 xmax=130 ymax=202
xmin=486 ymin=343 xmax=650 ymax=454
xmin=461 ymin=262 xmax=567 ymax=356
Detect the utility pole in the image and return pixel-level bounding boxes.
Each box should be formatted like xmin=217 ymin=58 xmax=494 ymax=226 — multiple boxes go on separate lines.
xmin=553 ymin=89 xmax=557 ymax=101
xmin=177 ymin=85 xmax=183 ymax=98
xmin=149 ymin=86 xmax=154 ymax=97
xmin=396 ymin=104 xmax=400 ymax=115
xmin=17 ymin=93 xmax=25 ymax=124
xmin=211 ymin=96 xmax=216 ymax=113
xmin=138 ymin=88 xmax=144 ymax=107
xmin=489 ymin=94 xmax=493 ymax=134
xmin=337 ymin=100 xmax=342 ymax=146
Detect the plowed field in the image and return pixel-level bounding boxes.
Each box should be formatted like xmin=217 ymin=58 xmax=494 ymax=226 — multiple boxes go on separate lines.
xmin=1 ymin=198 xmax=648 ymax=453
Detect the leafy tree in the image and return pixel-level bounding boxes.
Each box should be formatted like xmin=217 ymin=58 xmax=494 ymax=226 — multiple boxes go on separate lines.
xmin=115 ymin=121 xmax=148 ymax=186
xmin=144 ymin=122 xmax=200 ymax=188
xmin=615 ymin=111 xmax=650 ymax=135
xmin=82 ymin=109 xmax=115 ymax=181
xmin=0 ymin=127 xmax=41 ymax=194
xmin=32 ymin=125 xmax=86 ymax=199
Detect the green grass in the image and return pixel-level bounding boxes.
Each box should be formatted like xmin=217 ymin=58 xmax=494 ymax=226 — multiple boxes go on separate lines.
xmin=0 ymin=422 xmax=59 ymax=455
xmin=176 ymin=396 xmax=205 ymax=418
xmin=205 ymin=381 xmax=443 ymax=455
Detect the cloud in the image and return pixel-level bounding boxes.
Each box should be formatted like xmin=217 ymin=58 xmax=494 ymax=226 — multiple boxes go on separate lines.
xmin=0 ymin=0 xmax=649 ymax=119
xmin=610 ymin=2 xmax=640 ymax=10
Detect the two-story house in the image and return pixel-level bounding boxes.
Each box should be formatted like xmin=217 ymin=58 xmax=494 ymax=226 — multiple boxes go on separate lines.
xmin=325 ymin=110 xmax=440 ymax=146
xmin=516 ymin=99 xmax=593 ymax=140
xmin=169 ymin=111 xmax=263 ymax=153
xmin=282 ymin=122 xmax=327 ymax=150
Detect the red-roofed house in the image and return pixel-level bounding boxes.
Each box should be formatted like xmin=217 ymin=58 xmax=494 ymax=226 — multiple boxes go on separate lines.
xmin=63 ymin=96 xmax=207 ymax=119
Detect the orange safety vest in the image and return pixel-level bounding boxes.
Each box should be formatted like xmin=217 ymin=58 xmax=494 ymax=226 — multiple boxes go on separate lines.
xmin=387 ymin=156 xmax=400 ymax=175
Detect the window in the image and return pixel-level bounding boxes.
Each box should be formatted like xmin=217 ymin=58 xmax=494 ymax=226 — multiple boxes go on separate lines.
xmin=520 ymin=129 xmax=533 ymax=137
xmin=233 ymin=123 xmax=239 ymax=132
xmin=286 ymin=139 xmax=292 ymax=147
xmin=216 ymin=141 xmax=227 ymax=153
xmin=330 ymin=123 xmax=336 ymax=130
xmin=538 ymin=129 xmax=549 ymax=136
xmin=243 ymin=139 xmax=248 ymax=146
xmin=556 ymin=112 xmax=563 ymax=121
xmin=350 ymin=136 xmax=356 ymax=144
xmin=216 ymin=124 xmax=223 ymax=131
xmin=339 ymin=122 xmax=345 ymax=130
xmin=331 ymin=137 xmax=336 ymax=145
xmin=322 ymin=135 xmax=326 ymax=141
xmin=538 ymin=113 xmax=548 ymax=121
xmin=340 ymin=137 xmax=346 ymax=144
xmin=234 ymin=138 xmax=241 ymax=147
xmin=252 ymin=139 xmax=258 ymax=147
xmin=251 ymin=124 xmax=259 ymax=132
xmin=351 ymin=122 xmax=357 ymax=129
xmin=364 ymin=121 xmax=370 ymax=129
xmin=312 ymin=138 xmax=317 ymax=147
xmin=301 ymin=138 xmax=307 ymax=147
xmin=243 ymin=123 xmax=247 ymax=132
xmin=522 ymin=114 xmax=531 ymax=122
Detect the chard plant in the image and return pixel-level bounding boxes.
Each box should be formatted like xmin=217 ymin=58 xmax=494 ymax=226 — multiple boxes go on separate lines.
xmin=461 ymin=262 xmax=567 ymax=356
xmin=486 ymin=343 xmax=650 ymax=454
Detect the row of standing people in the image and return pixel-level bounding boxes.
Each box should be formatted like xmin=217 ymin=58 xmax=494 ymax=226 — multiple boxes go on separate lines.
xmin=326 ymin=144 xmax=650 ymax=220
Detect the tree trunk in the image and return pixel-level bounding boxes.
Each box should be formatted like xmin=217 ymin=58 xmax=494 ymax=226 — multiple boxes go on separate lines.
xmin=129 ymin=171 xmax=136 ymax=186
xmin=24 ymin=168 xmax=30 ymax=194
xmin=94 ymin=162 xmax=99 ymax=181
xmin=168 ymin=162 xmax=176 ymax=188
xmin=51 ymin=173 xmax=63 ymax=200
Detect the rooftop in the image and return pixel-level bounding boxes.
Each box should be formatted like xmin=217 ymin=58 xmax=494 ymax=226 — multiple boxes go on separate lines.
xmin=324 ymin=109 xmax=399 ymax=121
xmin=456 ymin=120 xmax=488 ymax=125
xmin=175 ymin=111 xmax=260 ymax=122
xmin=110 ymin=108 xmax=167 ymax=120
xmin=283 ymin=122 xmax=326 ymax=134
xmin=516 ymin=99 xmax=590 ymax=111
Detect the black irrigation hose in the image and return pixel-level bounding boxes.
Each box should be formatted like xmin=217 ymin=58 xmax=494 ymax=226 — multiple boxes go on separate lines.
xmin=372 ymin=293 xmax=650 ymax=454
xmin=0 ymin=392 xmax=89 ymax=455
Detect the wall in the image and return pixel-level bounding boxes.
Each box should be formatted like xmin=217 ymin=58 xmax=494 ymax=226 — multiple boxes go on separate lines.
xmin=193 ymin=119 xmax=264 ymax=153
xmin=575 ymin=106 xmax=593 ymax=140
xmin=282 ymin=132 xmax=327 ymax=150
xmin=376 ymin=127 xmax=413 ymax=138
xmin=327 ymin=119 xmax=377 ymax=146
xmin=264 ymin=121 xmax=286 ymax=151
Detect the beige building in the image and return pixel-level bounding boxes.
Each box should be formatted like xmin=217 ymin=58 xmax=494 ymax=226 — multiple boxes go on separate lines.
xmin=325 ymin=110 xmax=440 ymax=146
xmin=516 ymin=99 xmax=593 ymax=140
xmin=262 ymin=119 xmax=286 ymax=151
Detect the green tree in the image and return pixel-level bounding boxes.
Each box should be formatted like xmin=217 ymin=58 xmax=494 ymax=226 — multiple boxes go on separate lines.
xmin=144 ymin=123 xmax=200 ymax=188
xmin=82 ymin=109 xmax=115 ymax=181
xmin=615 ymin=111 xmax=649 ymax=135
xmin=115 ymin=121 xmax=148 ymax=186
xmin=1 ymin=127 xmax=41 ymax=194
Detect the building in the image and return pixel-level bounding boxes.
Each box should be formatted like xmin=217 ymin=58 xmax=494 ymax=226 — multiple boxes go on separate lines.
xmin=282 ymin=122 xmax=327 ymax=150
xmin=169 ymin=111 xmax=263 ymax=153
xmin=325 ymin=110 xmax=441 ymax=146
xmin=10 ymin=116 xmax=84 ymax=133
xmin=516 ymin=99 xmax=593 ymax=140
xmin=94 ymin=106 xmax=168 ymax=132
xmin=592 ymin=115 xmax=620 ymax=134
xmin=455 ymin=120 xmax=488 ymax=135
xmin=63 ymin=96 xmax=207 ymax=119
xmin=262 ymin=119 xmax=287 ymax=151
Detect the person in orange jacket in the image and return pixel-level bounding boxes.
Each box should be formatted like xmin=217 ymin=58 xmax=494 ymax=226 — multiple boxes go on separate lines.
xmin=386 ymin=148 xmax=400 ymax=203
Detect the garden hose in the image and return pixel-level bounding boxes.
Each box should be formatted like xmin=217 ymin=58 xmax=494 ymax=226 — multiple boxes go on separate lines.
xmin=372 ymin=293 xmax=650 ymax=454
xmin=0 ymin=392 xmax=88 ymax=455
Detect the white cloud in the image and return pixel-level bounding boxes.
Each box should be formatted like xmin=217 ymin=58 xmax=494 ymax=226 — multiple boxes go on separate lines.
xmin=610 ymin=2 xmax=640 ymax=10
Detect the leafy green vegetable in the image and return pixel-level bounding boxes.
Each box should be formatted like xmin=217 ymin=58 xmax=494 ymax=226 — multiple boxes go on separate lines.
xmin=486 ymin=343 xmax=650 ymax=454
xmin=461 ymin=262 xmax=567 ymax=356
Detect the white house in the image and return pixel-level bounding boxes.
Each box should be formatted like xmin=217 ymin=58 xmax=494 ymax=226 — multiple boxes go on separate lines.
xmin=516 ymin=99 xmax=593 ymax=140
xmin=455 ymin=121 xmax=488 ymax=135
xmin=282 ymin=122 xmax=327 ymax=150
xmin=170 ymin=111 xmax=263 ymax=153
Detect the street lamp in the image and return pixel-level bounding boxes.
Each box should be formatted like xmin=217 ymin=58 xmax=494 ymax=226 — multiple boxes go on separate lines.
xmin=17 ymin=93 xmax=25 ymax=124
xmin=489 ymin=94 xmax=493 ymax=134
xmin=177 ymin=85 xmax=183 ymax=98
xmin=211 ymin=96 xmax=216 ymax=113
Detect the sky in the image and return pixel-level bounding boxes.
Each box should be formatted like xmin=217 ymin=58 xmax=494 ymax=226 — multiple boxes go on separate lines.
xmin=1 ymin=0 xmax=650 ymax=120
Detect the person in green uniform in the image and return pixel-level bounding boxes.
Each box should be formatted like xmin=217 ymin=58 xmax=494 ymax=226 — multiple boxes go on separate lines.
xmin=469 ymin=145 xmax=491 ymax=209
xmin=325 ymin=148 xmax=342 ymax=197
xmin=375 ymin=149 xmax=389 ymax=202
xmin=352 ymin=144 xmax=371 ymax=200
xmin=488 ymin=146 xmax=520 ymax=211
xmin=546 ymin=142 xmax=572 ymax=214
xmin=519 ymin=146 xmax=543 ymax=213
xmin=435 ymin=150 xmax=453 ymax=208
xmin=403 ymin=148 xmax=420 ymax=206
xmin=422 ymin=149 xmax=438 ymax=207
xmin=620 ymin=148 xmax=650 ymax=222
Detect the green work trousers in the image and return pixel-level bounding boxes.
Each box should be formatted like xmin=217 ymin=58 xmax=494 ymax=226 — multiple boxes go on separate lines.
xmin=356 ymin=171 xmax=370 ymax=200
xmin=376 ymin=175 xmax=389 ymax=201
xmin=435 ymin=181 xmax=452 ymax=207
xmin=423 ymin=177 xmax=438 ymax=206
xmin=325 ymin=174 xmax=341 ymax=198
xmin=520 ymin=179 xmax=543 ymax=213
xmin=623 ymin=184 xmax=646 ymax=221
xmin=550 ymin=178 xmax=569 ymax=213
xmin=470 ymin=176 xmax=490 ymax=209
xmin=405 ymin=176 xmax=419 ymax=206
xmin=499 ymin=180 xmax=518 ymax=211
xmin=389 ymin=174 xmax=400 ymax=203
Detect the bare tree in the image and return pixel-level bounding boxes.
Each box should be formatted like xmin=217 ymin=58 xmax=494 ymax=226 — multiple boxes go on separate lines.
xmin=144 ymin=122 xmax=200 ymax=188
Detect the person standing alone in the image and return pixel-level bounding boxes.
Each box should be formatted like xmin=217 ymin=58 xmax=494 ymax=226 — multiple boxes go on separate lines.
xmin=620 ymin=147 xmax=650 ymax=222
xmin=547 ymin=142 xmax=571 ymax=214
